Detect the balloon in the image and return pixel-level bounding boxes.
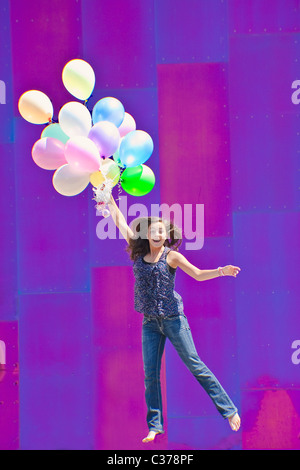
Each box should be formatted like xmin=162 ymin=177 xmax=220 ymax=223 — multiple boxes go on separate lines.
xmin=113 ymin=147 xmax=124 ymax=167
xmin=64 ymin=136 xmax=101 ymax=173
xmin=119 ymin=130 xmax=154 ymax=167
xmin=32 ymin=137 xmax=67 ymax=170
xmin=53 ymin=164 xmax=90 ymax=196
xmin=18 ymin=90 xmax=53 ymax=124
xmin=88 ymin=121 xmax=120 ymax=157
xmin=118 ymin=112 xmax=136 ymax=138
xmin=100 ymin=158 xmax=120 ymax=187
xmin=62 ymin=59 xmax=95 ymax=101
xmin=58 ymin=101 xmax=92 ymax=137
xmin=92 ymin=97 xmax=125 ymax=127
xmin=90 ymin=170 xmax=105 ymax=187
xmin=121 ymin=164 xmax=155 ymax=196
xmin=41 ymin=123 xmax=69 ymax=144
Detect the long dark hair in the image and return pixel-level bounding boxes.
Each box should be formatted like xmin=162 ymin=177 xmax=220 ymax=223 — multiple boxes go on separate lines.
xmin=125 ymin=216 xmax=182 ymax=261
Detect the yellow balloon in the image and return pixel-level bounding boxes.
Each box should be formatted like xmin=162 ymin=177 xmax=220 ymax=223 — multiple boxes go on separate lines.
xmin=18 ymin=90 xmax=53 ymax=124
xmin=90 ymin=170 xmax=105 ymax=187
xmin=62 ymin=59 xmax=95 ymax=101
xmin=101 ymin=158 xmax=120 ymax=187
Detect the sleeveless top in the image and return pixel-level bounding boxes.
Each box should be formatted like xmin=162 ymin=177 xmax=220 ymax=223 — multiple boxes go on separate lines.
xmin=133 ymin=246 xmax=184 ymax=317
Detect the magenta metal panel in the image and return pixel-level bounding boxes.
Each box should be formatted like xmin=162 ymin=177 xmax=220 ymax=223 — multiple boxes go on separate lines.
xmin=157 ymin=63 xmax=232 ymax=238
xmin=91 ymin=265 xmax=168 ymax=450
xmin=0 ymin=321 xmax=19 ymax=450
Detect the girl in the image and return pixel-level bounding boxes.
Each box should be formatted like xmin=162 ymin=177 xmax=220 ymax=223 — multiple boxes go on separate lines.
xmin=108 ymin=195 xmax=241 ymax=443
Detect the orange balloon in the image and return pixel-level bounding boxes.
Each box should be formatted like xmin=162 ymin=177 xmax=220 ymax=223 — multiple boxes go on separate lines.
xmin=18 ymin=90 xmax=53 ymax=124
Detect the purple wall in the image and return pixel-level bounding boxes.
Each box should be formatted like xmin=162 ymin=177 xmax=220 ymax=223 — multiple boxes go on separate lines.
xmin=0 ymin=0 xmax=299 ymax=450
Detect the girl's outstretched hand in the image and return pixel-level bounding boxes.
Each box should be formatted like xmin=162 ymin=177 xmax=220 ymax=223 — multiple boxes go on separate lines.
xmin=222 ymin=265 xmax=241 ymax=277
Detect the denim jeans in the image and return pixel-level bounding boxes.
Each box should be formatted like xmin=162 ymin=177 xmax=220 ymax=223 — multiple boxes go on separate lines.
xmin=142 ymin=313 xmax=237 ymax=433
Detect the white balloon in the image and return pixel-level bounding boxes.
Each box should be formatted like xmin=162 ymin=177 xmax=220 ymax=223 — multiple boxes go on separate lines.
xmin=118 ymin=112 xmax=136 ymax=137
xmin=62 ymin=59 xmax=95 ymax=100
xmin=58 ymin=101 xmax=92 ymax=137
xmin=52 ymin=163 xmax=90 ymax=196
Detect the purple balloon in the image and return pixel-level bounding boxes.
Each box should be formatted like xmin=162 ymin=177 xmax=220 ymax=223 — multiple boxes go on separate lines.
xmin=88 ymin=121 xmax=120 ymax=158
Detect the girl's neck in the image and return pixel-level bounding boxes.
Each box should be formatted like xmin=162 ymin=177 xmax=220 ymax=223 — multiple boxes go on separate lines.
xmin=147 ymin=245 xmax=165 ymax=261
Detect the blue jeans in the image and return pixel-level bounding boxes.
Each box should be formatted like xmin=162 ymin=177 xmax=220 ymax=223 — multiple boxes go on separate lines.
xmin=142 ymin=313 xmax=237 ymax=433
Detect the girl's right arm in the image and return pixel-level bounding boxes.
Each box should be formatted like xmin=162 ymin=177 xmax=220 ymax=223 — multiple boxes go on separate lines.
xmin=108 ymin=194 xmax=134 ymax=244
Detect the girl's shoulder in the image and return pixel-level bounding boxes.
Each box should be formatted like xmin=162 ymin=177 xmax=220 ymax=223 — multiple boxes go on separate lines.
xmin=165 ymin=248 xmax=180 ymax=269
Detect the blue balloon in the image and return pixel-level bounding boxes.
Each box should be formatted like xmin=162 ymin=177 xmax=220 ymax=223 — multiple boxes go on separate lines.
xmin=119 ymin=130 xmax=154 ymax=167
xmin=92 ymin=97 xmax=125 ymax=127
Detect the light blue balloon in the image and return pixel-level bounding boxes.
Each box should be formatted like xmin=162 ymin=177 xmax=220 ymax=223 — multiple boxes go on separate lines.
xmin=119 ymin=130 xmax=154 ymax=167
xmin=92 ymin=97 xmax=125 ymax=127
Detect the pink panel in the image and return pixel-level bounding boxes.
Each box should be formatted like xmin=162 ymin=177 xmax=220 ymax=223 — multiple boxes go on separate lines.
xmin=91 ymin=266 xmax=168 ymax=450
xmin=158 ymin=63 xmax=232 ymax=238
xmin=242 ymin=389 xmax=300 ymax=450
xmin=0 ymin=322 xmax=19 ymax=450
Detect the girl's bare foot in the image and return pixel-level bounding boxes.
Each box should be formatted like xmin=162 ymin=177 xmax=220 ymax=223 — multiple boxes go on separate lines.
xmin=142 ymin=430 xmax=160 ymax=443
xmin=228 ymin=412 xmax=241 ymax=431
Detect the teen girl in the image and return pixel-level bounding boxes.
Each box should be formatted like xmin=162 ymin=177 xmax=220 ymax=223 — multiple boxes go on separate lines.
xmin=108 ymin=195 xmax=241 ymax=443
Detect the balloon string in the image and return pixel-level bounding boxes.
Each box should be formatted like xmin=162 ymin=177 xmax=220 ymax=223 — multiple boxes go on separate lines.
xmin=84 ymin=95 xmax=93 ymax=114
xmin=115 ymin=166 xmax=126 ymax=202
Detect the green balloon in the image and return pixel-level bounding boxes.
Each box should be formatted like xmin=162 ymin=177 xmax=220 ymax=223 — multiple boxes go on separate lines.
xmin=121 ymin=164 xmax=155 ymax=196
xmin=41 ymin=123 xmax=69 ymax=144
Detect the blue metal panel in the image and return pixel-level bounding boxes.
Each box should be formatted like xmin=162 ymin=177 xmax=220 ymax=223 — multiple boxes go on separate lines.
xmin=155 ymin=0 xmax=229 ymax=63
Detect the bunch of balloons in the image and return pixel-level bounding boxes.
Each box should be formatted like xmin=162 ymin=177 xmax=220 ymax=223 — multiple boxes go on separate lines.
xmin=18 ymin=59 xmax=156 ymax=216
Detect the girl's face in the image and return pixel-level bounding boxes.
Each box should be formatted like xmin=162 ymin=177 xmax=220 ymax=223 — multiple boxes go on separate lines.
xmin=147 ymin=221 xmax=167 ymax=249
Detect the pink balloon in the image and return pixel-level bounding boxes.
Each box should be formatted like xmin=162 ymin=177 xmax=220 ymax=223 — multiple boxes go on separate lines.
xmin=64 ymin=136 xmax=101 ymax=173
xmin=31 ymin=137 xmax=67 ymax=170
xmin=88 ymin=121 xmax=120 ymax=157
xmin=118 ymin=112 xmax=136 ymax=138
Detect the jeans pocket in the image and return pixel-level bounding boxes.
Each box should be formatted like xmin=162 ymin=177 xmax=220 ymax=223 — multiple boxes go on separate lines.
xmin=142 ymin=316 xmax=151 ymax=326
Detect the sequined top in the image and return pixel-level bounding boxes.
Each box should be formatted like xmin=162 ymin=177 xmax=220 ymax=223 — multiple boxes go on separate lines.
xmin=133 ymin=246 xmax=184 ymax=317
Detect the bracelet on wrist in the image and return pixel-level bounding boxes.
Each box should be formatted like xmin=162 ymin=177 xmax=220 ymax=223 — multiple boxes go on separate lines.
xmin=218 ymin=267 xmax=225 ymax=277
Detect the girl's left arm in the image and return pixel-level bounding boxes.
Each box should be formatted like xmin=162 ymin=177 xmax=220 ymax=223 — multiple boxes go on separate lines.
xmin=168 ymin=251 xmax=241 ymax=281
